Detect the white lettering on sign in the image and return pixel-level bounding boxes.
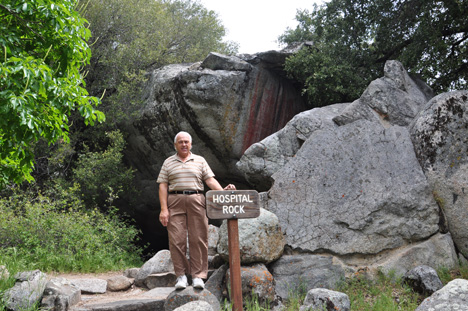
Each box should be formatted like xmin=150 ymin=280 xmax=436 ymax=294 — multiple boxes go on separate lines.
xmin=212 ymin=194 xmax=253 ymax=204
xmin=222 ymin=205 xmax=245 ymax=214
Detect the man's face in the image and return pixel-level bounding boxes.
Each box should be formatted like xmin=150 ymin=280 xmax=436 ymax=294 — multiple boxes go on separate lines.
xmin=175 ymin=133 xmax=192 ymax=156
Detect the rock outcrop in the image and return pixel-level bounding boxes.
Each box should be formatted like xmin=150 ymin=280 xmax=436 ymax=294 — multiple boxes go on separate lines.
xmin=237 ymin=60 xmax=461 ymax=278
xmin=5 ymin=50 xmax=461 ymax=310
xmin=266 ymin=119 xmax=439 ymax=256
xmin=333 ymin=60 xmax=434 ymax=127
xmin=237 ymin=103 xmax=347 ymax=191
xmin=410 ymin=90 xmax=468 ymax=258
xmin=123 ymin=50 xmax=308 ymax=250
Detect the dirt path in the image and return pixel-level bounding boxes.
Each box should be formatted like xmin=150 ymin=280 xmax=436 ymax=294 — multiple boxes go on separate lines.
xmin=47 ymin=271 xmax=153 ymax=306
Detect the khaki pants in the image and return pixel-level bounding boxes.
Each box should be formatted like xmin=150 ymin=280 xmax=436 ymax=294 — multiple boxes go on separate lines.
xmin=167 ymin=193 xmax=208 ymax=279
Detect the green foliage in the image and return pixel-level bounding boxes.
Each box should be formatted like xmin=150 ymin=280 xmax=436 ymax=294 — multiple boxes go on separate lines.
xmin=83 ymin=0 xmax=238 ymax=127
xmin=244 ymin=293 xmax=270 ymax=311
xmin=0 ymin=188 xmax=143 ymax=273
xmin=283 ymin=280 xmax=308 ymax=310
xmin=220 ymin=271 xmax=426 ymax=310
xmin=280 ymin=0 xmax=468 ymax=108
xmin=438 ymin=260 xmax=468 ymax=285
xmin=220 ymin=294 xmax=270 ymax=311
xmin=71 ymin=130 xmax=135 ymax=210
xmin=0 ymin=0 xmax=105 ymax=187
xmin=337 ymin=271 xmax=421 ymax=311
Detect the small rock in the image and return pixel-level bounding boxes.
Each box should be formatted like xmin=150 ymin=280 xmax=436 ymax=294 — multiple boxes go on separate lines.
xmin=208 ymin=254 xmax=224 ymax=270
xmin=205 ymin=264 xmax=228 ymax=302
xmin=145 ymin=272 xmax=177 ymax=289
xmin=107 ymin=275 xmax=133 ymax=291
xmin=41 ymin=277 xmax=81 ymax=311
xmin=208 ymin=225 xmax=219 ymax=256
xmin=226 ymin=263 xmax=275 ymax=305
xmin=299 ymin=288 xmax=350 ymax=311
xmin=173 ymin=300 xmax=214 ymax=311
xmin=4 ymin=270 xmax=47 ymax=311
xmin=403 ymin=265 xmax=443 ymax=295
xmin=135 ymin=250 xmax=174 ymax=287
xmin=124 ymin=267 xmax=140 ymax=279
xmin=71 ymin=278 xmax=107 ymax=294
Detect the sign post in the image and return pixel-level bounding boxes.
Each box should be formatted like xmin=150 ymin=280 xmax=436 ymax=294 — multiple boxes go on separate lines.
xmin=227 ymin=218 xmax=242 ymax=311
xmin=206 ymin=190 xmax=260 ymax=311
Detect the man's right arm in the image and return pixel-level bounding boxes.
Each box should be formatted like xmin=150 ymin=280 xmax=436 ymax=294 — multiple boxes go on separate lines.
xmin=159 ymin=182 xmax=169 ymax=227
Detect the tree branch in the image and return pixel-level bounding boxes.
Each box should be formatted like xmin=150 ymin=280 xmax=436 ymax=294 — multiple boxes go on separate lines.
xmin=375 ymin=38 xmax=414 ymax=63
xmin=0 ymin=4 xmax=45 ymax=42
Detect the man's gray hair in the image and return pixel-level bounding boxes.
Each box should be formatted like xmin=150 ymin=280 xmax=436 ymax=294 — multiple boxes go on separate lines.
xmin=174 ymin=131 xmax=192 ymax=143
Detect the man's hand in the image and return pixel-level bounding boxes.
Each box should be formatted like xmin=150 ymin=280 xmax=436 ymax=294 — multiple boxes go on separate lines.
xmin=223 ymin=184 xmax=236 ymax=190
xmin=160 ymin=209 xmax=169 ymax=227
xmin=206 ymin=177 xmax=236 ymax=191
xmin=159 ymin=182 xmax=169 ymax=226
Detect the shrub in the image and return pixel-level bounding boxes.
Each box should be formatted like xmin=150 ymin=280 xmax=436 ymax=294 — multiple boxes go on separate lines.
xmin=72 ymin=130 xmax=136 ymax=210
xmin=0 ymin=189 xmax=143 ymax=273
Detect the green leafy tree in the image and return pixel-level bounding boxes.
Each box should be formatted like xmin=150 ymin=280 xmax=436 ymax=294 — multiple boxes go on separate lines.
xmin=83 ymin=0 xmax=238 ymax=126
xmin=0 ymin=0 xmax=104 ymax=187
xmin=280 ymin=0 xmax=468 ymax=107
xmin=72 ymin=130 xmax=135 ymax=211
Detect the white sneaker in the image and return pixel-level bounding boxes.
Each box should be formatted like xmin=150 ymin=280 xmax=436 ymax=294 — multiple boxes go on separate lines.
xmin=192 ymin=277 xmax=205 ymax=289
xmin=175 ymin=275 xmax=188 ymax=289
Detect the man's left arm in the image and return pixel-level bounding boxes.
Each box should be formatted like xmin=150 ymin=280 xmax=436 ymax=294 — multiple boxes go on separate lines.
xmin=205 ymin=177 xmax=236 ymax=190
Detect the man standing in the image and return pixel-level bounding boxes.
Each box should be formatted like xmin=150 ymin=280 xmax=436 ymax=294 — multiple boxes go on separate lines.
xmin=157 ymin=131 xmax=235 ymax=289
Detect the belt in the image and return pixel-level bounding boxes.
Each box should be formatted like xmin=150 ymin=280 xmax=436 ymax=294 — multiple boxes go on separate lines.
xmin=170 ymin=190 xmax=201 ymax=195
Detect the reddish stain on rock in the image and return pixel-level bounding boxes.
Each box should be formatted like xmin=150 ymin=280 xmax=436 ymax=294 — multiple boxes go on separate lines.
xmin=242 ymin=70 xmax=306 ymax=152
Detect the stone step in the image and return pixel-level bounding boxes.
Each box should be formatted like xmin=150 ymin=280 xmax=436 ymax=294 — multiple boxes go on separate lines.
xmin=73 ymin=298 xmax=165 ymax=311
xmin=71 ymin=287 xmax=174 ymax=311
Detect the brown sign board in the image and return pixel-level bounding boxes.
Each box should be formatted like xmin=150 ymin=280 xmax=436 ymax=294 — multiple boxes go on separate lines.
xmin=206 ymin=190 xmax=260 ymax=220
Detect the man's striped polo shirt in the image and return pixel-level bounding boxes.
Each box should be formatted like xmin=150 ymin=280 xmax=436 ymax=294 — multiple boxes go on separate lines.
xmin=157 ymin=153 xmax=214 ymax=192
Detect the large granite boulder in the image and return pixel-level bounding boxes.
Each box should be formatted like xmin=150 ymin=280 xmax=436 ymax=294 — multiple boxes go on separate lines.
xmin=235 ymin=60 xmax=466 ymax=279
xmin=237 ymin=103 xmax=348 ymax=191
xmin=123 ymin=50 xmax=308 ymax=249
xmin=217 ymin=208 xmax=285 ymax=264
xmin=238 ymin=60 xmax=434 ymax=194
xmin=266 ymin=119 xmax=439 ymax=255
xmin=410 ymin=90 xmax=468 ymax=257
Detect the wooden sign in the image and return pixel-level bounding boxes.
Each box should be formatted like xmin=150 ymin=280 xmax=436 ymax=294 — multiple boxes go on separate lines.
xmin=205 ymin=190 xmax=260 ymax=311
xmin=206 ymin=190 xmax=260 ymax=219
